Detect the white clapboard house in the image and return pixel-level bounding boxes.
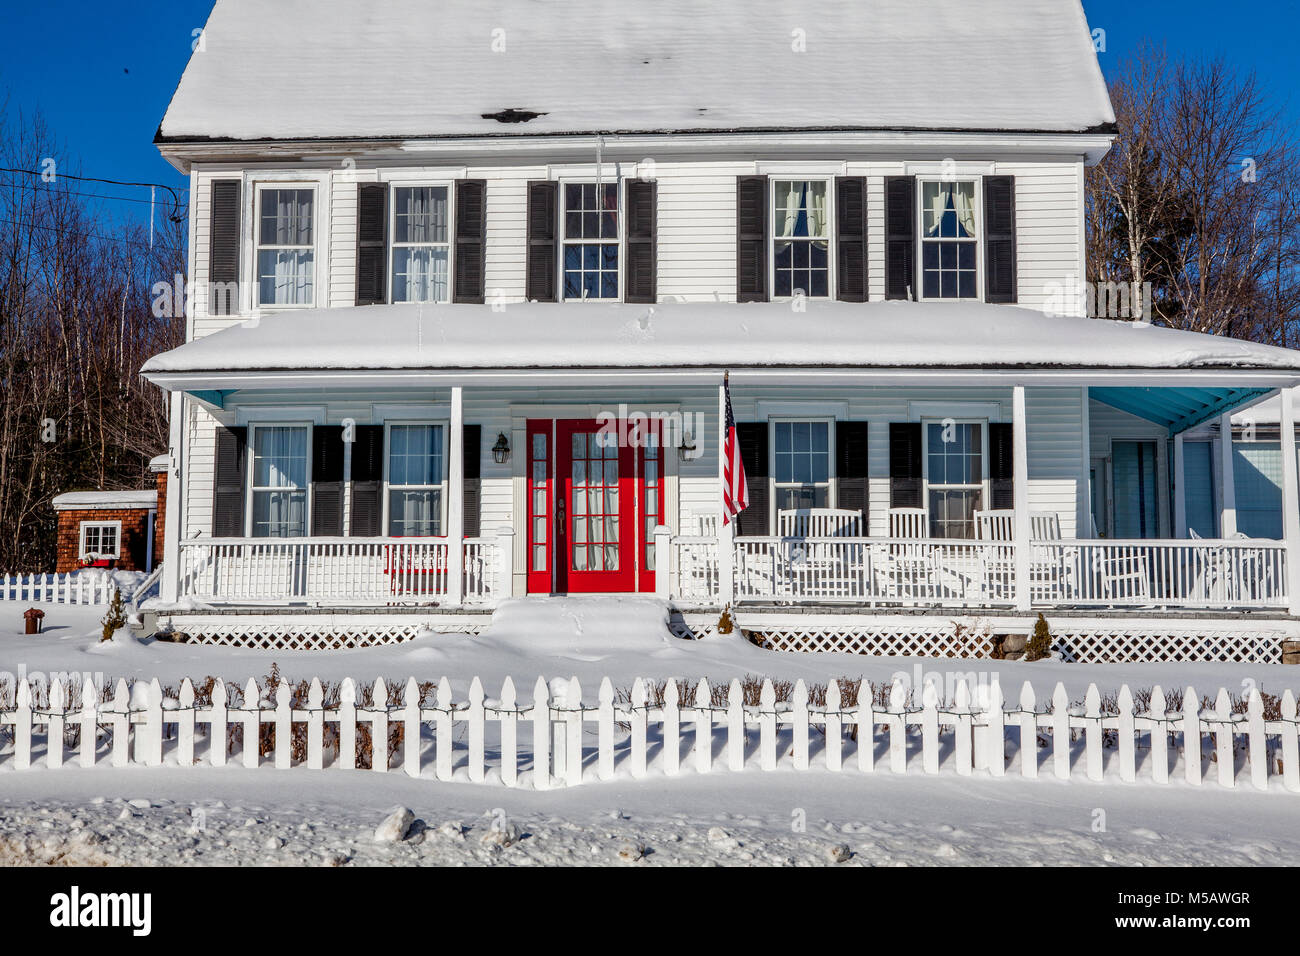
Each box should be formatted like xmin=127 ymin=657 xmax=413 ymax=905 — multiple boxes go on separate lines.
xmin=142 ymin=0 xmax=1300 ymax=658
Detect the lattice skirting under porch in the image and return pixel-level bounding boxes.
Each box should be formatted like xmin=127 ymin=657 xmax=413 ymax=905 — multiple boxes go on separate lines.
xmin=735 ymin=613 xmax=1300 ymax=664
xmin=157 ymin=614 xmax=489 ymax=651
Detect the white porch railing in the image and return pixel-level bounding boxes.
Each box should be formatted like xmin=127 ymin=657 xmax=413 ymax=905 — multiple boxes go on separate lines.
xmin=668 ymin=535 xmax=1290 ymax=612
xmin=176 ymin=534 xmax=511 ymax=607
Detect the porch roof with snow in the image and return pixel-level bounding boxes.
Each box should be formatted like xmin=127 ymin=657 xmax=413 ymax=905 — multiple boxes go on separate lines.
xmin=158 ymin=0 xmax=1115 ymax=144
xmin=140 ymin=302 xmax=1300 ymax=433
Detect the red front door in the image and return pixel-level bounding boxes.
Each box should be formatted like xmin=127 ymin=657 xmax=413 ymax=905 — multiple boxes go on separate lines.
xmin=526 ymin=418 xmax=659 ymax=594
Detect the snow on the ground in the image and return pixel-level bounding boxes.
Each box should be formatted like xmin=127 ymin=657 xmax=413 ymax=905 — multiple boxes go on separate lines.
xmin=2 ymin=598 xmax=1296 ymax=707
xmin=0 ymin=764 xmax=1293 ymax=867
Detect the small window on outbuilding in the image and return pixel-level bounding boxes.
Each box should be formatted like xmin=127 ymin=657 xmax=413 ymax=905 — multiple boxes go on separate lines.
xmin=79 ymin=521 xmax=122 ymax=559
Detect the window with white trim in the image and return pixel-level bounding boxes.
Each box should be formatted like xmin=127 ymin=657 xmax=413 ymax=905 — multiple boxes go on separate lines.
xmin=256 ymin=187 xmax=315 ymax=306
xmin=79 ymin=521 xmax=121 ymax=559
xmin=773 ymin=420 xmax=832 ymax=511
xmin=249 ymin=424 xmax=310 ymax=537
xmin=390 ymin=185 xmax=451 ymax=303
xmin=771 ymin=180 xmax=830 ymax=298
xmin=562 ymin=183 xmax=619 ymax=300
xmin=386 ymin=423 xmax=446 ymax=536
xmin=925 ymin=420 xmax=984 ymax=538
xmin=919 ymin=180 xmax=979 ymax=300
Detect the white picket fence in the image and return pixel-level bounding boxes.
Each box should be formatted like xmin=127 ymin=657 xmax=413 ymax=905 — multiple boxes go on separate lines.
xmin=0 ymin=573 xmax=116 ymax=606
xmin=1 ymin=674 xmax=1296 ymax=793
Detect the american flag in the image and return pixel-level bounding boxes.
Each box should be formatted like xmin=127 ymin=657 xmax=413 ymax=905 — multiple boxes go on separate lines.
xmin=721 ymin=373 xmax=748 ymax=524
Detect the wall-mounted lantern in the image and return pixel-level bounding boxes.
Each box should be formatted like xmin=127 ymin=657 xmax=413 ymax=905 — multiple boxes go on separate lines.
xmin=492 ymin=432 xmax=511 ymax=465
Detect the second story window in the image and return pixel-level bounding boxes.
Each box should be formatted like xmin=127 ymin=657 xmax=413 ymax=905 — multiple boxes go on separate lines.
xmin=772 ymin=180 xmax=829 ymax=298
xmin=256 ymin=188 xmax=315 ymax=307
xmin=391 ymin=186 xmax=451 ymax=303
xmin=563 ymin=183 xmax=618 ymax=300
xmin=920 ymin=180 xmax=979 ymax=300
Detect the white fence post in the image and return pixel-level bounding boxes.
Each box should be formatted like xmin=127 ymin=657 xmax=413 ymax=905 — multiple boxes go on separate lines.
xmin=727 ymin=678 xmax=744 ymax=772
xmin=1283 ymin=690 xmax=1300 ymax=792
xmin=307 ymin=678 xmax=324 ymax=770
xmin=694 ymin=678 xmax=712 ymax=775
xmin=339 ymin=678 xmax=357 ymax=771
xmin=824 ymin=680 xmax=842 ymax=772
xmin=496 ymin=527 xmax=516 ymax=603
xmin=178 ymin=678 xmax=195 ymax=767
xmin=241 ymin=678 xmax=260 ymax=770
xmin=211 ymin=679 xmax=229 ymax=768
xmin=631 ymin=678 xmax=648 ymax=778
xmin=404 ymin=677 xmax=421 ymax=779
xmin=1019 ymin=682 xmax=1037 ymax=779
xmin=792 ymin=680 xmax=809 ymax=771
xmin=953 ymin=680 xmax=972 ymax=776
xmin=1214 ymin=687 xmax=1234 ymax=789
xmin=274 ymin=680 xmax=291 ymax=770
xmin=663 ymin=679 xmax=680 ymax=776
xmin=371 ymin=678 xmax=389 ymax=773
xmin=1183 ymin=685 xmax=1202 ymax=786
xmin=1117 ymin=685 xmax=1136 ymax=783
xmin=500 ymin=677 xmax=518 ymax=787
xmin=987 ymin=678 xmax=1005 ymax=777
xmin=1149 ymin=686 xmax=1169 ymax=785
xmin=47 ymin=678 xmax=65 ymax=770
xmin=79 ymin=678 xmax=97 ymax=768
xmin=532 ymin=677 xmax=551 ymax=791
xmin=759 ymin=679 xmax=776 ymax=771
xmin=598 ymin=678 xmax=615 ymax=780
xmin=467 ymin=677 xmax=485 ymax=782
xmin=857 ymin=682 xmax=875 ymax=773
xmin=1051 ymin=683 xmax=1070 ymax=780
xmin=921 ymin=680 xmax=940 ymax=774
xmin=435 ymin=678 xmax=453 ymax=781
xmin=888 ymin=678 xmax=907 ymax=774
xmin=1247 ymin=688 xmax=1267 ymax=791
xmin=1084 ymin=684 xmax=1103 ymax=782
xmin=654 ymin=526 xmax=672 ymax=600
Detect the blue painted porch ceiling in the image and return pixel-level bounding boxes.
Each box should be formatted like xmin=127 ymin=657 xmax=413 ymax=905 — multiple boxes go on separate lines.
xmin=1090 ymin=386 xmax=1275 ymax=435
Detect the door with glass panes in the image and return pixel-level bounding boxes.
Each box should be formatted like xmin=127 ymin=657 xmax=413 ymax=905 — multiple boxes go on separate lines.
xmin=526 ymin=419 xmax=659 ymax=594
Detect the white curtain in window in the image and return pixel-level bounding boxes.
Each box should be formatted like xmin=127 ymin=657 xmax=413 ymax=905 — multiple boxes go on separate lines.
xmin=953 ymin=182 xmax=977 ymax=238
xmin=807 ymin=182 xmax=827 ymax=239
xmin=778 ymin=182 xmax=803 ymax=239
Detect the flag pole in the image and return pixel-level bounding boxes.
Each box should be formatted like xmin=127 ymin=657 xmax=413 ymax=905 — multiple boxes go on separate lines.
xmin=718 ymin=370 xmax=736 ymax=610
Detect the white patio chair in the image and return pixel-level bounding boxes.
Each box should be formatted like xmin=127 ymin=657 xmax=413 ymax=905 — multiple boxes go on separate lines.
xmin=777 ymin=508 xmax=863 ymax=539
xmin=884 ymin=508 xmax=936 ymax=600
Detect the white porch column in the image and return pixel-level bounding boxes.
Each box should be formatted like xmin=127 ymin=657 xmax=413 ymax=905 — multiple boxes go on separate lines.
xmin=1173 ymin=432 xmax=1187 ymax=538
xmin=717 ymin=381 xmax=736 ymax=609
xmin=447 ymin=386 xmax=465 ymax=609
xmin=159 ymin=391 xmax=185 ymax=603
xmin=1078 ymin=385 xmax=1092 ymax=538
xmin=1280 ymin=389 xmax=1300 ymax=615
xmin=1218 ymin=412 xmax=1237 ymax=537
xmin=1012 ymin=385 xmax=1031 ymax=612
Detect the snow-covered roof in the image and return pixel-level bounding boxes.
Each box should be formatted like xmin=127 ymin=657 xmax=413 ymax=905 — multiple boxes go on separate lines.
xmin=158 ymin=0 xmax=1115 ymax=142
xmin=52 ymin=490 xmax=158 ymax=512
xmin=139 ymin=302 xmax=1300 ymax=376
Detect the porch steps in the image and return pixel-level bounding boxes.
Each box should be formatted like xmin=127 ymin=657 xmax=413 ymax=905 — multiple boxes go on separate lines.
xmin=476 ymin=596 xmax=677 ymax=656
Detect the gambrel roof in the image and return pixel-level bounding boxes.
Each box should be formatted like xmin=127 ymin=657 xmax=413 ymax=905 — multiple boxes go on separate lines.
xmin=158 ymin=0 xmax=1115 ymax=142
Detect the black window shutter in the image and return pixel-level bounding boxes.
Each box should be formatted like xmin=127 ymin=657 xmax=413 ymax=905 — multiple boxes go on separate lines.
xmin=624 ymin=179 xmax=657 ymax=304
xmin=349 ymin=425 xmax=385 ymax=537
xmin=736 ymin=422 xmax=769 ymax=536
xmin=884 ymin=177 xmax=916 ymax=301
xmin=355 ymin=184 xmax=387 ymax=306
xmin=836 ymin=421 xmax=870 ymax=525
xmin=989 ymin=422 xmax=1014 ymax=509
xmin=983 ymin=175 xmax=1017 ymax=303
xmin=888 ymin=422 xmax=923 ymax=509
xmin=463 ymin=424 xmax=481 ymax=538
xmin=208 ymin=180 xmax=241 ymax=316
xmin=525 ymin=181 xmax=558 ymax=302
xmin=735 ymin=176 xmax=768 ymax=303
xmin=311 ymin=425 xmax=345 ymax=536
xmin=453 ymin=180 xmax=487 ymax=304
xmin=211 ymin=425 xmax=247 ymax=537
xmin=835 ymin=177 xmax=868 ymax=302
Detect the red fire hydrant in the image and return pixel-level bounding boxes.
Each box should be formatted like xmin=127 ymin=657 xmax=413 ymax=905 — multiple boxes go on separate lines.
xmin=23 ymin=607 xmax=44 ymax=635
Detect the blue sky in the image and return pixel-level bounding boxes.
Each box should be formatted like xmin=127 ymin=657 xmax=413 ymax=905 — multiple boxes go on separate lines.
xmin=0 ymin=0 xmax=1295 ymax=227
